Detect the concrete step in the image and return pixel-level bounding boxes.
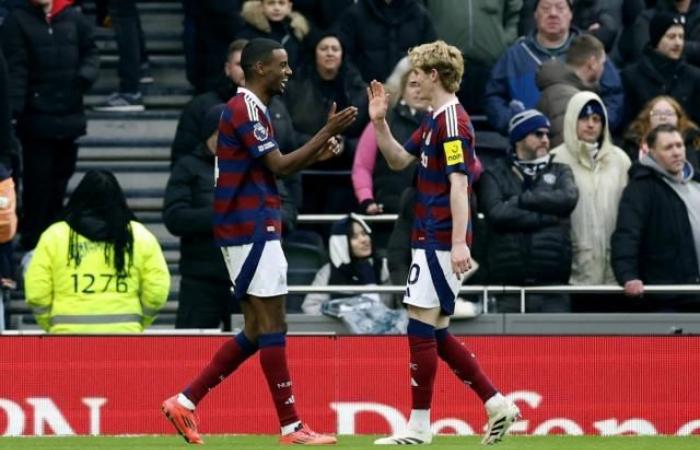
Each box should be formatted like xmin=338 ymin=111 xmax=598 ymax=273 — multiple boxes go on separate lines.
xmin=81 ymin=117 xmax=177 ymax=145
xmin=99 ymin=54 xmax=185 ymax=68
xmin=95 ymin=33 xmax=183 ymax=55
xmin=78 ymin=146 xmax=170 ymax=162
xmin=91 ymin=68 xmax=190 ymax=96
xmin=76 ymin=160 xmax=169 ymax=172
xmin=85 ymin=94 xmax=191 ymax=110
xmin=68 ymin=169 xmax=168 ymax=196
xmin=88 ymin=109 xmax=181 ymax=120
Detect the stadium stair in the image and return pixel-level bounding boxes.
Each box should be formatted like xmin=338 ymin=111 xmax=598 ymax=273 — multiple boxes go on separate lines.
xmin=9 ymin=1 xmax=188 ymax=329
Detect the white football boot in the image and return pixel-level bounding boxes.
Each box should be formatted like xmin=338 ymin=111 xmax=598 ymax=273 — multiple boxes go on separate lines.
xmin=481 ymin=394 xmax=521 ymax=445
xmin=374 ymin=429 xmax=433 ymax=445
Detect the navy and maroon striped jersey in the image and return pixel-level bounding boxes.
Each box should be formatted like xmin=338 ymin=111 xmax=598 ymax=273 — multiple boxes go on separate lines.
xmin=404 ymin=99 xmax=479 ymax=251
xmin=214 ymin=88 xmax=282 ymax=246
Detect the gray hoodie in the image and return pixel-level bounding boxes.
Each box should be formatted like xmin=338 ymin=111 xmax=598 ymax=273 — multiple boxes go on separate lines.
xmin=641 ymin=155 xmax=700 ymax=271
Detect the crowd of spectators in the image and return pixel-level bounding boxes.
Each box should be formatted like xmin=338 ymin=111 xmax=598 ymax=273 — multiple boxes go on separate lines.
xmin=2 ymin=0 xmax=700 ymax=328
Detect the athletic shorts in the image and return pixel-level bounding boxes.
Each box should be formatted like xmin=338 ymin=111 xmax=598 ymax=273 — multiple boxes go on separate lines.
xmin=403 ymin=248 xmax=463 ymax=316
xmin=221 ymin=240 xmax=288 ymax=300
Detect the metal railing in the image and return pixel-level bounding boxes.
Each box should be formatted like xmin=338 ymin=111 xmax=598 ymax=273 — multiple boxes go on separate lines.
xmin=297 ymin=214 xmax=398 ymax=223
xmin=286 ymin=284 xmax=700 ymax=313
xmin=7 ymin=285 xmax=700 ymax=316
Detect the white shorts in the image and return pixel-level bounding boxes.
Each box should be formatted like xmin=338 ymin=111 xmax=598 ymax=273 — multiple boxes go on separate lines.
xmin=403 ymin=248 xmax=463 ymax=315
xmin=221 ymin=240 xmax=288 ymax=300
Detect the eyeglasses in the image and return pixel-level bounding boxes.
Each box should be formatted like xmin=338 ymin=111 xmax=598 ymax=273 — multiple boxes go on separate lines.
xmin=650 ymin=109 xmax=676 ymax=118
xmin=531 ymin=130 xmax=550 ymax=139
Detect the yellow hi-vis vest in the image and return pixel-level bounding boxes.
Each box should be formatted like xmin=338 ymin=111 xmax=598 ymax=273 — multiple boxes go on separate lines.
xmin=24 ymin=221 xmax=170 ymax=333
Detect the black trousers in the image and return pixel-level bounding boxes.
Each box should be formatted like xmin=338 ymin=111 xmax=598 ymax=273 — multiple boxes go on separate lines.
xmin=20 ymin=136 xmax=78 ymax=250
xmin=108 ymin=0 xmax=148 ymax=93
xmin=176 ymin=276 xmax=241 ymax=331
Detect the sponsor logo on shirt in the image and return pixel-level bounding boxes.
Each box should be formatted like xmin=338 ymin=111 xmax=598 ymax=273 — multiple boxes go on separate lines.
xmin=443 ymin=140 xmax=464 ymax=166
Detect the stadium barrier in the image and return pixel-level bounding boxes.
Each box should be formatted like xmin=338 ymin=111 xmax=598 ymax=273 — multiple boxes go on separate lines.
xmin=0 ymin=335 xmax=698 ymax=437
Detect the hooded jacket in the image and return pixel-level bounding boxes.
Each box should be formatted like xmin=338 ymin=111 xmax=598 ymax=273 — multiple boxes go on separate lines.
xmin=483 ymin=28 xmax=623 ymax=134
xmin=535 ymin=59 xmax=592 ymax=147
xmin=237 ymin=0 xmax=310 ymax=70
xmin=336 ymin=0 xmax=436 ymax=83
xmin=302 ymin=215 xmax=390 ymax=315
xmin=550 ymin=91 xmax=631 ymax=285
xmin=24 ymin=219 xmax=170 ymax=334
xmin=1 ymin=0 xmax=98 ymax=140
xmin=612 ymin=157 xmax=700 ymax=301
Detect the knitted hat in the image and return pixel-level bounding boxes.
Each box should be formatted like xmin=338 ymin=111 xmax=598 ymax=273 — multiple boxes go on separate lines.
xmin=578 ymin=99 xmax=605 ymax=120
xmin=649 ymin=11 xmax=685 ymax=49
xmin=200 ymin=103 xmax=226 ymax=141
xmin=508 ymin=109 xmax=551 ymax=144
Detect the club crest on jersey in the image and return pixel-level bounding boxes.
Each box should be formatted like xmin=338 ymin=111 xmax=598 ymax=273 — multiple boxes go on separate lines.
xmin=443 ymin=140 xmax=464 ymax=166
xmin=543 ymin=173 xmax=557 ymax=185
xmin=253 ymin=122 xmax=268 ymax=141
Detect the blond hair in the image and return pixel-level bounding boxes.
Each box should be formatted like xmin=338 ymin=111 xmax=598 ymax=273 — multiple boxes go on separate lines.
xmin=408 ymin=40 xmax=464 ymax=93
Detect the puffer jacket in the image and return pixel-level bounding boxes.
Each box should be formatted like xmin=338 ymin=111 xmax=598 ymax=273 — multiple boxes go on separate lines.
xmin=477 ymin=155 xmax=578 ymax=285
xmin=1 ymin=1 xmax=98 ymax=140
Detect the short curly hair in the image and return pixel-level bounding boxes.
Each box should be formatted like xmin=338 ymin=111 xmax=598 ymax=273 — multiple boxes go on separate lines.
xmin=408 ymin=40 xmax=464 ymax=93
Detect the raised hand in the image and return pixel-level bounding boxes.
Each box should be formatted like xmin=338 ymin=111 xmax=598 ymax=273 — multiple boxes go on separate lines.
xmin=367 ymin=80 xmax=389 ymax=122
xmin=324 ymin=102 xmax=358 ymax=136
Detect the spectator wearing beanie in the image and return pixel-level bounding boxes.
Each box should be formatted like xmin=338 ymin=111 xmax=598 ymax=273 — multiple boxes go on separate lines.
xmin=550 ymin=91 xmax=630 ymax=288
xmin=618 ymin=0 xmax=700 ymax=67
xmin=621 ymin=11 xmax=700 ymax=128
xmin=477 ymin=109 xmax=578 ymax=312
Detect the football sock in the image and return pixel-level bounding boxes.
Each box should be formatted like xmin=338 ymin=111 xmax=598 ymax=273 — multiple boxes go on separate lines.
xmin=182 ymin=332 xmax=258 ymax=405
xmin=408 ymin=409 xmax=431 ymax=432
xmin=435 ymin=328 xmax=498 ymax=403
xmin=258 ymin=332 xmax=300 ymax=429
xmin=408 ymin=318 xmax=437 ymax=412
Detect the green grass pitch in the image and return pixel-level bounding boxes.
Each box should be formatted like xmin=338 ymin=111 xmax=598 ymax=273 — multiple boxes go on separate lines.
xmin=1 ymin=435 xmax=698 ymax=449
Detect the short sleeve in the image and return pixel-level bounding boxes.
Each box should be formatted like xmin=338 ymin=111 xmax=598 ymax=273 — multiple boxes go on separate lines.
xmin=441 ymin=118 xmax=476 ymax=178
xmin=220 ymin=103 xmax=280 ymax=159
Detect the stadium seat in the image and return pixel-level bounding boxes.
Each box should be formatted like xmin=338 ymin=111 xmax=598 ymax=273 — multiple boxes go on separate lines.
xmin=283 ymin=241 xmax=327 ymax=312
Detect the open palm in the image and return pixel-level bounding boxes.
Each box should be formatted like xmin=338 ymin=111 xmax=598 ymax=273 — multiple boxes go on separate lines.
xmin=367 ymin=80 xmax=389 ymax=122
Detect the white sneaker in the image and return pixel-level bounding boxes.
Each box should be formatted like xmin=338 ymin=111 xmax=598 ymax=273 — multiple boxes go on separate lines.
xmin=374 ymin=429 xmax=432 ymax=445
xmin=481 ymin=396 xmax=521 ymax=445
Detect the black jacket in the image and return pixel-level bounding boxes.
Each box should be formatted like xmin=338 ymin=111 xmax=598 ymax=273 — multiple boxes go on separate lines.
xmin=283 ymin=61 xmax=368 ymax=170
xmin=477 ymin=156 xmax=579 ymax=285
xmin=164 ymin=145 xmax=298 ymax=279
xmin=336 ymin=0 xmax=436 ymax=83
xmin=0 ymin=49 xmax=16 ymax=170
xmin=1 ymin=3 xmax=98 ymax=140
xmin=611 ymin=163 xmax=700 ymax=287
xmin=621 ymin=46 xmax=700 ymax=127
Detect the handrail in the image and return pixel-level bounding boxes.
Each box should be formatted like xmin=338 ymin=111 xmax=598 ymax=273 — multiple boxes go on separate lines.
xmin=297 ymin=214 xmax=398 ymax=223
xmin=8 ymin=285 xmax=700 ymax=315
